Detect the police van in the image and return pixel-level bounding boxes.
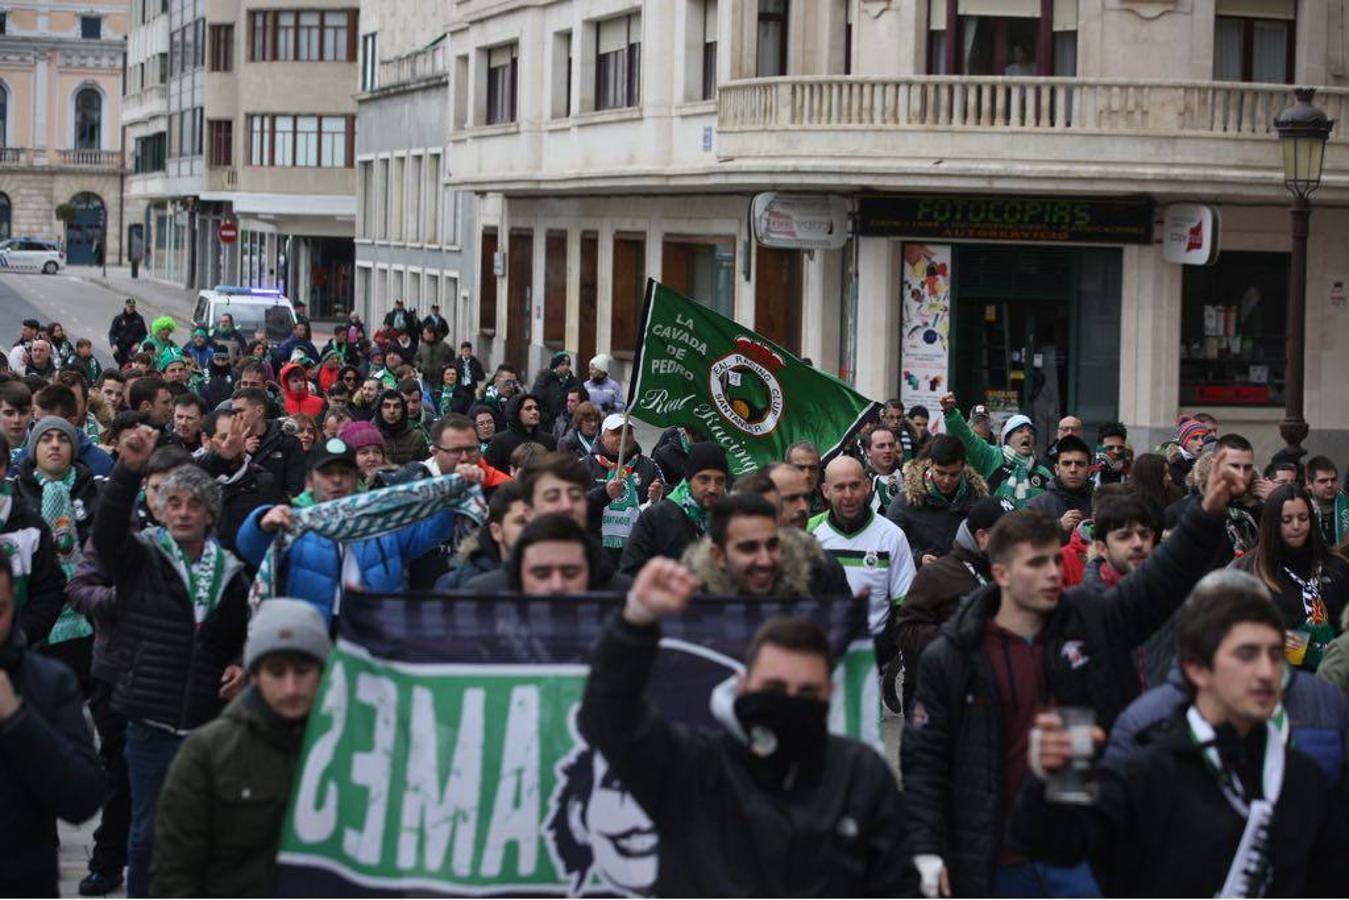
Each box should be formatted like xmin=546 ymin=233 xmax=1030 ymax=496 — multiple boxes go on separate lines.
xmin=192 ymin=285 xmax=298 ymax=353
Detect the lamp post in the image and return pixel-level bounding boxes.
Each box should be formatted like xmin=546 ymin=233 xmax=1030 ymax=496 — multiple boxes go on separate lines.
xmin=1273 ymin=87 xmax=1334 ymax=459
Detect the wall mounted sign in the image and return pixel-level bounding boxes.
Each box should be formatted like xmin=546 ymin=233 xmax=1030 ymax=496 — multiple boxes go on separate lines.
xmin=857 ymin=195 xmax=1154 ymax=244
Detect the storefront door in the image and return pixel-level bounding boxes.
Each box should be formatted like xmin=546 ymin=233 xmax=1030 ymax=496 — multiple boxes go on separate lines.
xmin=955 ymin=296 xmax=1071 ymax=438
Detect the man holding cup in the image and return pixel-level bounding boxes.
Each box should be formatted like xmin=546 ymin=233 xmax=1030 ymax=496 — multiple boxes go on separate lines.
xmin=1014 ymin=570 xmax=1349 ymax=897
xmin=902 ymin=451 xmax=1246 ymax=898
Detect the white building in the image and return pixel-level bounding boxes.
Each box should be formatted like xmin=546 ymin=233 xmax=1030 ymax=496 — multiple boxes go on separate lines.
xmin=123 ymin=0 xmax=359 ymax=316
xmin=352 ymin=0 xmax=476 ymax=336
xmin=447 ymin=0 xmax=1349 ymax=462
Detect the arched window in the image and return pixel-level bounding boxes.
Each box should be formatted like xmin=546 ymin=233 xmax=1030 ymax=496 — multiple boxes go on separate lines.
xmin=0 ymin=193 xmax=11 ymax=241
xmin=0 ymin=84 xmax=7 ymax=147
xmin=75 ymin=87 xmax=102 ymax=150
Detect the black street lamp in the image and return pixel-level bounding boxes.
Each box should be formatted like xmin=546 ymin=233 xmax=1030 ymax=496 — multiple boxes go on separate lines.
xmin=1273 ymin=87 xmax=1334 ymax=458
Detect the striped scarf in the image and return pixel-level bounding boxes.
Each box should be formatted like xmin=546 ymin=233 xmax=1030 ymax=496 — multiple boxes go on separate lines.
xmin=248 ymin=474 xmax=487 ymax=611
xmin=37 ymin=468 xmax=93 ymax=644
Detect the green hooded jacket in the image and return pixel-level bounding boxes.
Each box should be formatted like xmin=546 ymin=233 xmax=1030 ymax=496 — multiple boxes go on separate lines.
xmin=942 ymin=408 xmax=1052 ymax=509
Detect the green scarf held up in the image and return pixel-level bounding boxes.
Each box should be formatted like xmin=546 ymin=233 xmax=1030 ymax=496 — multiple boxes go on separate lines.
xmin=37 ymin=468 xmax=93 ymax=644
xmin=668 ymin=479 xmax=709 ymax=535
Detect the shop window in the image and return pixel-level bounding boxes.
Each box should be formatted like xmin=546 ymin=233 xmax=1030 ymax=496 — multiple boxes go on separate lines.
xmin=596 ymin=13 xmax=641 ymax=111
xmin=611 ymin=233 xmax=645 ymax=354
xmin=486 ymin=43 xmax=518 ymax=124
xmin=926 ymin=0 xmax=1077 ymax=76
xmin=662 ymin=237 xmax=735 ymax=318
xmin=1180 ymin=251 xmax=1289 ymax=407
xmin=756 ymin=0 xmax=788 ymax=77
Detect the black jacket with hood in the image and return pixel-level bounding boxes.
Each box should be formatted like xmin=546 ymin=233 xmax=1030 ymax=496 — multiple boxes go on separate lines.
xmin=886 ymin=459 xmax=989 ymax=566
xmin=577 ymin=611 xmax=913 ymax=896
xmin=901 ymin=502 xmax=1226 ymax=897
xmin=251 ymin=418 xmax=307 ymax=499
xmin=483 ymin=392 xmax=557 ymax=472
xmin=0 ymin=490 xmax=66 ymax=647
xmin=374 ymin=389 xmax=430 ymax=466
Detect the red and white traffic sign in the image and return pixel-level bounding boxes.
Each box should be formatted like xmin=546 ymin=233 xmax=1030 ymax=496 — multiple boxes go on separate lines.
xmin=218 ymin=220 xmax=239 ymax=244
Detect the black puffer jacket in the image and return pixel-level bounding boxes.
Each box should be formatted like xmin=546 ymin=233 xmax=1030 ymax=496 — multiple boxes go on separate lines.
xmin=1026 ymin=477 xmax=1094 ymax=536
xmin=886 ymin=460 xmax=988 ymax=565
xmin=91 ymin=465 xmax=249 ymax=731
xmin=251 ymin=419 xmax=307 ymax=499
xmin=483 ymin=393 xmax=557 ymax=472
xmin=901 ymin=502 xmax=1225 ymax=897
xmin=619 ymin=497 xmax=701 ymax=576
xmin=0 ymin=493 xmax=66 ymax=646
xmin=195 ymin=452 xmax=284 ymax=557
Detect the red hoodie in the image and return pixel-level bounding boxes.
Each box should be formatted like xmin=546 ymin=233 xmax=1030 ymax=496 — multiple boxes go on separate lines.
xmin=279 ymin=362 xmax=325 ymax=417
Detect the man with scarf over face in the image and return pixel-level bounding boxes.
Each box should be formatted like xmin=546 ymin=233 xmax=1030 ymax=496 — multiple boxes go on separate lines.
xmin=0 ymin=553 xmax=105 ymax=896
xmin=578 ymin=557 xmax=911 ymax=895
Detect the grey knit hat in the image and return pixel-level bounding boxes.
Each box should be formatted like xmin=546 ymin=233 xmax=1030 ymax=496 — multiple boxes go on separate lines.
xmin=245 ymin=598 xmax=332 ymax=671
xmin=26 ymin=415 xmax=78 ymax=457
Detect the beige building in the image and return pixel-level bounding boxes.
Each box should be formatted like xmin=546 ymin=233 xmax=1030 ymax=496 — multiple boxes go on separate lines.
xmin=0 ymin=1 xmax=127 ymax=263
xmin=448 ymin=0 xmax=1349 ymax=462
xmin=124 ymin=0 xmax=358 ymax=315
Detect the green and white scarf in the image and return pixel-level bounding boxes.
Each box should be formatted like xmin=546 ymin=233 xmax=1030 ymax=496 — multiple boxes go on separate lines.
xmin=37 ymin=468 xmax=93 ymax=644
xmin=596 ymin=456 xmax=642 ymax=549
xmin=1314 ymin=494 xmax=1349 ymax=547
xmin=1186 ymin=705 xmax=1285 ymax=898
xmin=248 ymin=474 xmax=488 ymax=611
xmin=156 ymin=529 xmax=229 ymax=624
xmin=84 ymin=412 xmax=101 ymax=443
xmin=668 ymin=479 xmax=708 ymax=535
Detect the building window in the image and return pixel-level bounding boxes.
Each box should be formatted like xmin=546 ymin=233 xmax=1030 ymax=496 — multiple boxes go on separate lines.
xmin=170 ymin=28 xmax=181 ymax=76
xmin=486 ymin=44 xmax=518 ymax=125
xmin=75 ymin=88 xmax=102 ymax=150
xmin=0 ymin=13 xmax=7 ymax=34
xmin=252 ymin=10 xmax=356 ymax=62
xmin=246 ymin=114 xmax=353 ymax=167
xmin=1214 ymin=14 xmax=1293 ymax=82
xmin=662 ymin=236 xmax=735 ymax=318
xmin=361 ymin=32 xmax=377 ymax=89
xmin=926 ymin=0 xmax=1077 ymax=77
xmin=0 ymin=84 xmax=6 ymax=146
xmin=157 ymin=52 xmax=169 ymax=83
xmin=193 ymin=108 xmax=204 ymax=155
xmin=596 ymin=13 xmax=640 ymax=111
xmin=756 ymin=0 xmax=788 ymax=77
xmin=208 ymin=119 xmax=232 ymax=165
xmin=702 ymin=0 xmax=718 ymax=100
xmin=358 ymin=159 xmax=374 ymax=238
xmin=551 ymin=31 xmax=572 ymax=118
xmin=195 ymin=19 xmax=206 ymax=68
xmin=0 ymin=193 xmax=10 ymax=241
xmin=135 ymin=132 xmax=166 ymax=172
xmin=81 ymin=16 xmax=102 ymax=39
xmin=1180 ymin=251 xmax=1289 ymax=407
xmin=209 ymin=24 xmax=234 ymax=71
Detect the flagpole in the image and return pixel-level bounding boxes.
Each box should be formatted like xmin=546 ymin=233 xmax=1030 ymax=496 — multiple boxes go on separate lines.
xmin=611 ymin=409 xmax=631 ymax=481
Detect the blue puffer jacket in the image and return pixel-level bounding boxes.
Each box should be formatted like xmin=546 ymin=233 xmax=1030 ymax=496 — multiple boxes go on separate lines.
xmin=236 ymin=504 xmax=456 ymax=625
xmin=1107 ymin=663 xmax=1349 ymax=787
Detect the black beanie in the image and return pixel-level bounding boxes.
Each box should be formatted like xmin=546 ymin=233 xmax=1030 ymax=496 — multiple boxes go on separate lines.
xmin=684 ymin=443 xmax=729 ymax=481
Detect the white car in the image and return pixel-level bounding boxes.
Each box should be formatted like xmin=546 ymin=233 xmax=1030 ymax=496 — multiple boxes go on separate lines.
xmin=0 ymin=238 xmax=65 ymax=274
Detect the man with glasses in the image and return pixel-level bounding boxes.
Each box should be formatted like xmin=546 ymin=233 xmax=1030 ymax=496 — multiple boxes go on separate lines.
xmin=1028 ymin=434 xmax=1095 ymax=542
xmin=421 ymin=414 xmax=510 ymax=489
xmin=786 ymin=440 xmax=827 ymax=516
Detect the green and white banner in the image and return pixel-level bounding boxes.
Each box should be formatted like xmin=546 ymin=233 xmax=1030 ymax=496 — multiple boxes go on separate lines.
xmin=273 ymin=593 xmax=877 ymax=896
xmin=628 ymin=279 xmax=879 ymax=475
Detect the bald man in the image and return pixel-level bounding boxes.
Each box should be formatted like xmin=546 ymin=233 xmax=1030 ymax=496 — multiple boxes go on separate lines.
xmin=1040 ymin=415 xmax=1085 ymax=471
xmin=809 ymin=456 xmax=915 ymax=662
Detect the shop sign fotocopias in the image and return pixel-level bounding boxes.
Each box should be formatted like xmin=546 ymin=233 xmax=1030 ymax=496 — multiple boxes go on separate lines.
xmin=858 ymin=195 xmax=1154 ymax=244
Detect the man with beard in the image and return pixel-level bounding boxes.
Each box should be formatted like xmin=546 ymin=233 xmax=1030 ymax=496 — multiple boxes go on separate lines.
xmin=940 ymin=393 xmax=1053 ymax=508
xmin=577 ymin=558 xmax=910 ymax=895
xmin=1028 ymin=434 xmax=1095 ymax=542
xmin=584 ymin=414 xmax=663 ymax=562
xmin=887 ymin=435 xmax=989 ymax=568
xmin=620 ymin=444 xmax=728 ymax=575
xmin=484 ymin=393 xmax=557 ymax=473
xmin=1305 ymin=456 xmax=1347 ymax=547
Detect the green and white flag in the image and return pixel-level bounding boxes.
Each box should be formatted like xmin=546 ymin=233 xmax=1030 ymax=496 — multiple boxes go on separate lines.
xmin=628 ymin=280 xmax=879 ymax=475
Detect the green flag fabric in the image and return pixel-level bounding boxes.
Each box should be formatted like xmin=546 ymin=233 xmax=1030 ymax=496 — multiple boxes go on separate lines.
xmin=628 ymin=279 xmax=879 ymax=475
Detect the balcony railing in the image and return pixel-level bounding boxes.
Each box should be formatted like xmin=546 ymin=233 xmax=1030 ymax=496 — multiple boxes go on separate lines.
xmin=56 ymin=149 xmax=123 ymax=168
xmin=123 ymin=83 xmax=168 ymax=121
xmin=0 ymin=147 xmax=122 ymax=169
xmin=376 ymin=38 xmax=447 ymax=91
xmin=718 ymin=75 xmax=1349 ymax=139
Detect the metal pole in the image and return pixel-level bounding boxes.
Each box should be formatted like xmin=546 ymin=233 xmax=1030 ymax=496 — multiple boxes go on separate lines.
xmin=1280 ymin=195 xmax=1310 ymax=456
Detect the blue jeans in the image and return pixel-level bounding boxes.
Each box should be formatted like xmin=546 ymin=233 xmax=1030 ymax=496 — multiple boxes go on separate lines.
xmin=124 ymin=722 xmax=184 ymax=898
xmin=992 ymin=861 xmax=1101 ymax=898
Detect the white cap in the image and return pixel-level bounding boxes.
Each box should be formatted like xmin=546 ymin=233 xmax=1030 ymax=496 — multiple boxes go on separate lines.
xmin=589 ymin=353 xmax=612 ymax=373
xmin=602 ymin=413 xmax=628 ymax=433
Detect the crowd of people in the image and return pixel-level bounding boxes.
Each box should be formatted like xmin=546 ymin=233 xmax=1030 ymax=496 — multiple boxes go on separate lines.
xmin=0 ymin=299 xmax=1347 ymax=897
